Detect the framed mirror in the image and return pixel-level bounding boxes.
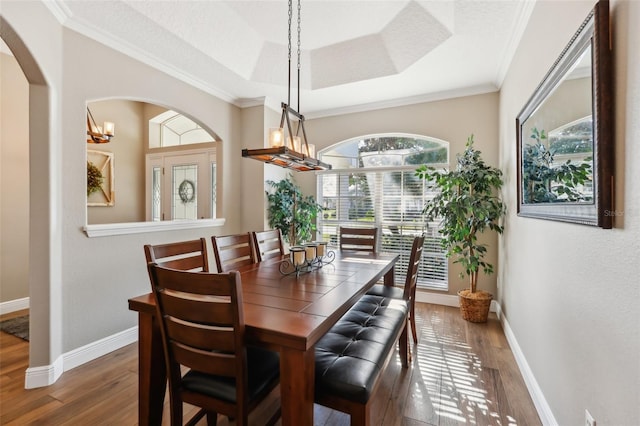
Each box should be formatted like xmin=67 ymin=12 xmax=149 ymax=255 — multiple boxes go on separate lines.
xmin=516 ymin=0 xmax=613 ymax=228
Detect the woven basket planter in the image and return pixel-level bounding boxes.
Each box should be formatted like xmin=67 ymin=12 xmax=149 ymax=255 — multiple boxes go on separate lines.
xmin=458 ymin=290 xmax=492 ymax=323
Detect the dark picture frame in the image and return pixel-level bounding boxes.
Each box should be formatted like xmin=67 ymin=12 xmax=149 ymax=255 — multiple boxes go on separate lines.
xmin=516 ymin=0 xmax=613 ymax=228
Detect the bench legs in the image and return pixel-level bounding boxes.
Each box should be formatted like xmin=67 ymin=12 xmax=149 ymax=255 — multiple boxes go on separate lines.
xmin=318 ymin=396 xmax=372 ymax=426
xmin=351 ymin=404 xmax=369 ymax=426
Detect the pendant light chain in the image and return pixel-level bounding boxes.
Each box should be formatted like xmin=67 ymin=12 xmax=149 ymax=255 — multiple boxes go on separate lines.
xmin=287 ymin=0 xmax=292 ymax=107
xmin=297 ymin=0 xmax=301 ymax=112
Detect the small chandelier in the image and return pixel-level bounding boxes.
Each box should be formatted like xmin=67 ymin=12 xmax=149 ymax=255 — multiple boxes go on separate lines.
xmin=242 ymin=0 xmax=331 ymax=171
xmin=86 ymin=107 xmax=115 ymax=144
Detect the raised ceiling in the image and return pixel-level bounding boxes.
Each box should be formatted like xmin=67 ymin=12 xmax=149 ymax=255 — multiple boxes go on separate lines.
xmin=48 ymin=0 xmax=535 ymax=117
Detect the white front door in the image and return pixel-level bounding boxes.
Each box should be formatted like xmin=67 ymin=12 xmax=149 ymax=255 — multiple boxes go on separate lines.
xmin=146 ymin=149 xmax=216 ymax=221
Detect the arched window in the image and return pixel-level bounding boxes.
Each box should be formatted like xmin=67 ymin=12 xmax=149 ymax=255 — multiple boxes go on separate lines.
xmin=317 ymin=134 xmax=449 ymax=290
xmin=149 ymin=110 xmax=216 ymax=148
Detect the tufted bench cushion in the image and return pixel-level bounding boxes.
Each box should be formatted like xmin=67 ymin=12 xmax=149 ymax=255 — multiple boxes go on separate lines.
xmin=315 ymin=294 xmax=409 ymax=405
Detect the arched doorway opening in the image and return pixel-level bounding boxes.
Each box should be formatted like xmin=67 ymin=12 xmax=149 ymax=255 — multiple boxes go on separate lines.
xmin=1 ymin=16 xmax=59 ymax=388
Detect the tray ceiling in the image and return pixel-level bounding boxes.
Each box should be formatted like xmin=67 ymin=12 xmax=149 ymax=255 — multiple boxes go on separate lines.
xmin=48 ymin=0 xmax=535 ymax=116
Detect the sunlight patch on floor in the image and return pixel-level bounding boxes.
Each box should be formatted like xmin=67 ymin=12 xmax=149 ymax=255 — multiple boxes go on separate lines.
xmin=409 ymin=307 xmax=520 ymax=425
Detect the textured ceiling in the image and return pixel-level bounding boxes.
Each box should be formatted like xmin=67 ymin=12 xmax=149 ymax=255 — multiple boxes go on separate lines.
xmin=49 ymin=0 xmax=535 ymax=116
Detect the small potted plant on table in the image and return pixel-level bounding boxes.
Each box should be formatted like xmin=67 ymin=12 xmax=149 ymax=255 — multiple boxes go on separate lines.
xmin=416 ymin=135 xmax=506 ymax=323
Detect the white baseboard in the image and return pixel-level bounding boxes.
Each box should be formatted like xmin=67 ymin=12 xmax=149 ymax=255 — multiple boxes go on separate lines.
xmin=25 ymin=356 xmax=63 ymax=389
xmin=500 ymin=313 xmax=557 ymax=425
xmin=62 ymin=326 xmax=138 ymax=371
xmin=0 ymin=297 xmax=29 ymax=315
xmin=24 ymin=326 xmax=138 ymax=388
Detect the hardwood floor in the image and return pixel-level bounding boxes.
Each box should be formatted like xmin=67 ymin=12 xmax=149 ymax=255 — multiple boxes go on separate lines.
xmin=0 ymin=304 xmax=541 ymax=425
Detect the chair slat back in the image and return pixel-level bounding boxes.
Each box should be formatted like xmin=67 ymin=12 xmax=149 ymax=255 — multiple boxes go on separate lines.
xmin=339 ymin=227 xmax=378 ymax=253
xmin=147 ymin=264 xmax=245 ymax=379
xmin=144 ymin=239 xmax=209 ymax=272
xmin=211 ymin=233 xmax=256 ymax=272
xmin=402 ymin=236 xmax=425 ymax=302
xmin=252 ymin=229 xmax=285 ymax=262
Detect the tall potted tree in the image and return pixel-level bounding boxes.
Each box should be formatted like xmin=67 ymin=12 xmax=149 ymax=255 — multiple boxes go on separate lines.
xmin=416 ymin=135 xmax=506 ymax=322
xmin=266 ymin=175 xmax=321 ymax=246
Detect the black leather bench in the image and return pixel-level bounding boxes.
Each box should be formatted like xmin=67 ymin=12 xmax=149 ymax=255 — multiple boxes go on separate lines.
xmin=315 ymin=294 xmax=410 ymax=425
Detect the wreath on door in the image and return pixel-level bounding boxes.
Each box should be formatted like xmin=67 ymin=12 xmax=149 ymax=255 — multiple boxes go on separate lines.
xmin=178 ymin=179 xmax=196 ymax=203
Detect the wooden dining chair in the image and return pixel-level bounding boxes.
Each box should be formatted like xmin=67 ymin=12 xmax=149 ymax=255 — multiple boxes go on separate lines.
xmin=211 ymin=233 xmax=256 ymax=272
xmin=339 ymin=227 xmax=378 ymax=253
xmin=147 ymin=264 xmax=280 ymax=426
xmin=144 ymin=238 xmax=209 ymax=272
xmin=366 ymin=235 xmax=425 ymax=344
xmin=252 ymin=229 xmax=285 ymax=262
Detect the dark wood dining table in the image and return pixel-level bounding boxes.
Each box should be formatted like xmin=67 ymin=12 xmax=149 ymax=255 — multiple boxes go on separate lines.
xmin=129 ymin=250 xmax=399 ymax=426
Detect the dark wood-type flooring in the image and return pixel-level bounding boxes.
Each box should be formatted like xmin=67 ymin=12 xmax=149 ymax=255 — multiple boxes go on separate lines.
xmin=0 ymin=304 xmax=541 ymax=425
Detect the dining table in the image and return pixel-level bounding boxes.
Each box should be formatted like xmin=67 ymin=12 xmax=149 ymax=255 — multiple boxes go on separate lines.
xmin=128 ymin=249 xmax=399 ymax=426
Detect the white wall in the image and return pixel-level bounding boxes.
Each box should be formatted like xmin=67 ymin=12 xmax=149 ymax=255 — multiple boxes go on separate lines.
xmin=499 ymin=1 xmax=640 ymax=424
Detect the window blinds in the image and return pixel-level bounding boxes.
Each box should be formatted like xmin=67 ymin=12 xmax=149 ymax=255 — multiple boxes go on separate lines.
xmin=317 ymin=166 xmax=448 ymax=290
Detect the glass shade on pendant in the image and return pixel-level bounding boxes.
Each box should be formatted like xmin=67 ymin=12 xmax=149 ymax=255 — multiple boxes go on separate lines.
xmin=269 ymin=127 xmax=284 ymax=148
xmin=103 ymin=121 xmax=115 ymax=137
xmin=306 ymin=144 xmax=316 ymax=158
xmin=289 ymin=136 xmax=302 ymax=153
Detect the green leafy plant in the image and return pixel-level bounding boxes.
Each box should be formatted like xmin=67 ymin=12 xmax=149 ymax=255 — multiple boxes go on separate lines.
xmin=87 ymin=161 xmax=103 ymax=196
xmin=416 ymin=135 xmax=506 ymax=294
xmin=266 ymin=175 xmax=321 ymax=246
xmin=522 ymin=127 xmax=592 ymax=203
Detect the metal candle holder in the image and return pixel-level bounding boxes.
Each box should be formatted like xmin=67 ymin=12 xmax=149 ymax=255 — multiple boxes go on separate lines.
xmin=279 ymin=242 xmax=335 ymax=276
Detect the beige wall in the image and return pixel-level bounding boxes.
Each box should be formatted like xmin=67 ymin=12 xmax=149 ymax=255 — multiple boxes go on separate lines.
xmin=263 ymin=106 xmax=289 ymax=231
xmin=0 ymin=52 xmax=29 ymax=303
xmin=499 ymin=1 xmax=640 ymax=424
xmin=239 ymin=105 xmax=269 ymax=233
xmin=304 ymin=92 xmax=500 ymax=297
xmin=87 ymin=100 xmax=146 ymax=224
xmin=240 ymin=104 xmax=289 ymax=234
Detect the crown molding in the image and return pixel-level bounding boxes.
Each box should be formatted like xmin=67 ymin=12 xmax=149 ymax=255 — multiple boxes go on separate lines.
xmin=43 ymin=0 xmax=72 ymax=24
xmin=44 ymin=1 xmax=239 ymax=106
xmin=494 ymin=0 xmax=537 ymax=87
